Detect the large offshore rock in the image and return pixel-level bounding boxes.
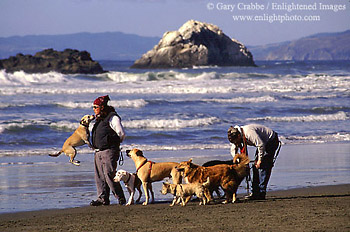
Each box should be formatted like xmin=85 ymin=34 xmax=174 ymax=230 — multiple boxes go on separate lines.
xmin=0 ymin=48 xmax=104 ymax=74
xmin=131 ymin=20 xmax=255 ymax=68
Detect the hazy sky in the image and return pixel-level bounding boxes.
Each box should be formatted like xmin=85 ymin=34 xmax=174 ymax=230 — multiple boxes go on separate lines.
xmin=1 ymin=0 xmax=349 ymax=45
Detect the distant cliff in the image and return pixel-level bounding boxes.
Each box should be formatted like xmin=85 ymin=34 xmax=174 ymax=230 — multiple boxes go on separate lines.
xmin=250 ymin=30 xmax=350 ymax=61
xmin=132 ymin=20 xmax=255 ymax=68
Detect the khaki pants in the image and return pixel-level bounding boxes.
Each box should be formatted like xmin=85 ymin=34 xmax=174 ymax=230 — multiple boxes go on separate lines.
xmin=94 ymin=149 xmax=125 ymax=202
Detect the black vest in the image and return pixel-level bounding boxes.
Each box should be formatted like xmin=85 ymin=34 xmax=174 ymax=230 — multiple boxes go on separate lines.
xmin=92 ymin=112 xmax=121 ymax=151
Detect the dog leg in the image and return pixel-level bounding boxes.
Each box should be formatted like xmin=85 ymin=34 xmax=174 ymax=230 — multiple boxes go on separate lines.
xmin=232 ymin=193 xmax=237 ymax=203
xmin=170 ymin=196 xmax=178 ymax=206
xmin=126 ymin=187 xmax=134 ymax=206
xmin=148 ymin=182 xmax=155 ymax=203
xmin=66 ymin=147 xmax=80 ymax=166
xmin=232 ymin=185 xmax=239 ymax=203
xmin=135 ymin=185 xmax=142 ymax=203
xmin=204 ymin=188 xmax=212 ymax=204
xmin=142 ymin=182 xmax=149 ymax=205
xmin=182 ymin=196 xmax=191 ymax=206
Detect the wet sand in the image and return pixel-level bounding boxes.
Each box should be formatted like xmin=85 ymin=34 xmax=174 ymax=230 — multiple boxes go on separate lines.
xmin=1 ymin=184 xmax=349 ymax=232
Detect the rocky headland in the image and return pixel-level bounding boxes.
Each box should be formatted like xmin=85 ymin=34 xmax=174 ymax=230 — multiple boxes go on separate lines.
xmin=250 ymin=30 xmax=350 ymax=61
xmin=131 ymin=20 xmax=255 ymax=69
xmin=0 ymin=48 xmax=104 ymax=74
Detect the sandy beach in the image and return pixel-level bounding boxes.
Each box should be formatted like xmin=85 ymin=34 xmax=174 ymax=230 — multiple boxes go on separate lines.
xmin=1 ymin=184 xmax=349 ymax=232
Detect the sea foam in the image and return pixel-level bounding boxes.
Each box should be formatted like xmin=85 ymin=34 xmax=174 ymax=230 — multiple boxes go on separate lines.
xmin=248 ymin=111 xmax=349 ymax=122
xmin=123 ymin=117 xmax=220 ymax=129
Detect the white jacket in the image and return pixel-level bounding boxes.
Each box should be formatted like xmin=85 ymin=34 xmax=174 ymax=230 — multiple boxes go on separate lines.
xmin=230 ymin=124 xmax=275 ymax=160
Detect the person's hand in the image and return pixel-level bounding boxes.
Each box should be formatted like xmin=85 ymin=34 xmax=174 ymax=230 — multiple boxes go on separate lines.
xmin=255 ymin=160 xmax=262 ymax=169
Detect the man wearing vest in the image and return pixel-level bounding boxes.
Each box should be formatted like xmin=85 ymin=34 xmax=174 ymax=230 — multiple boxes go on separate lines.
xmin=90 ymin=95 xmax=126 ymax=206
xmin=228 ymin=124 xmax=280 ymax=200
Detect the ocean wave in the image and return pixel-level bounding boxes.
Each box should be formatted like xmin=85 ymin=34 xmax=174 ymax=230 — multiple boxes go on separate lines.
xmin=123 ymin=117 xmax=220 ymax=129
xmin=203 ymin=96 xmax=276 ymax=104
xmin=281 ymin=94 xmax=339 ymax=100
xmin=55 ymin=99 xmax=147 ymax=109
xmin=1 ymin=69 xmax=349 ymax=96
xmin=0 ymin=116 xmax=221 ymax=134
xmin=0 ymin=119 xmax=53 ymax=134
xmin=282 ymin=132 xmax=350 ymax=144
xmin=248 ymin=111 xmax=349 ymax=122
xmin=49 ymin=121 xmax=81 ymax=132
xmin=0 ymin=70 xmax=67 ymax=86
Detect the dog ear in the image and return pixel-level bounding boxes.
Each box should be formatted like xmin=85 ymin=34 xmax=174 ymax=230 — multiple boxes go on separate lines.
xmin=136 ymin=150 xmax=143 ymax=157
xmin=188 ymin=158 xmax=193 ymax=163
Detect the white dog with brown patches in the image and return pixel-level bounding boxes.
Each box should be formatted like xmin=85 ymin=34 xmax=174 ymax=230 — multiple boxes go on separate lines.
xmin=49 ymin=114 xmax=95 ymax=165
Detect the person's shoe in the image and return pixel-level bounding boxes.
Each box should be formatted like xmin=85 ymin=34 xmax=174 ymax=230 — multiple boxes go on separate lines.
xmin=119 ymin=197 xmax=126 ymax=205
xmin=245 ymin=193 xmax=265 ymax=200
xmin=90 ymin=199 xmax=110 ymax=206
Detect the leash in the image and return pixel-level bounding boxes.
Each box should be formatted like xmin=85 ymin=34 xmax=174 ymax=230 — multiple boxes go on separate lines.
xmin=119 ymin=150 xmax=124 ymax=166
xmin=240 ymin=128 xmax=251 ymax=196
xmin=240 ymin=128 xmax=249 ymax=156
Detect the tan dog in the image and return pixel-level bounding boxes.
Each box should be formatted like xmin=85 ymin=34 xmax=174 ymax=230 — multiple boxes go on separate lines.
xmin=49 ymin=114 xmax=95 ymax=166
xmin=114 ymin=169 xmax=142 ymax=206
xmin=126 ymin=148 xmax=181 ymax=205
xmin=161 ymin=177 xmax=210 ymax=206
xmin=176 ymin=153 xmax=250 ymax=204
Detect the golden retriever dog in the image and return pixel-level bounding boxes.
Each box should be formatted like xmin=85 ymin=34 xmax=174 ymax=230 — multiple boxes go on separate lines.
xmin=49 ymin=114 xmax=95 ymax=165
xmin=176 ymin=153 xmax=250 ymax=204
xmin=126 ymin=148 xmax=182 ymax=205
xmin=161 ymin=177 xmax=210 ymax=206
xmin=114 ymin=169 xmax=142 ymax=206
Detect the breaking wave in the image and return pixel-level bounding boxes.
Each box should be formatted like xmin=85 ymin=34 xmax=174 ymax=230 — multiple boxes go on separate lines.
xmin=283 ymin=133 xmax=350 ymax=144
xmin=248 ymin=111 xmax=349 ymax=122
xmin=123 ymin=117 xmax=221 ymax=130
xmin=56 ymin=99 xmax=148 ymax=109
xmin=203 ymin=96 xmax=277 ymax=104
xmin=0 ymin=70 xmax=67 ymax=85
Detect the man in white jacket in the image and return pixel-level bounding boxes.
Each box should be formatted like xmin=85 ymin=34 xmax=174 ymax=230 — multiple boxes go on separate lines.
xmin=228 ymin=124 xmax=280 ymax=200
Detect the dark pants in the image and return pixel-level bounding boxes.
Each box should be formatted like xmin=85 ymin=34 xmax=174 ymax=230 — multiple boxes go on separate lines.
xmin=252 ymin=133 xmax=279 ymax=197
xmin=94 ymin=149 xmax=125 ymax=203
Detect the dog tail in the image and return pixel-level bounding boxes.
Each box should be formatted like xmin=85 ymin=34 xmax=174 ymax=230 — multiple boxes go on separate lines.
xmin=202 ymin=177 xmax=210 ymax=188
xmin=49 ymin=151 xmax=62 ymax=157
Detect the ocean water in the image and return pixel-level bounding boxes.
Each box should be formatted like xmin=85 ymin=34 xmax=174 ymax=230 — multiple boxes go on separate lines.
xmin=0 ymin=60 xmax=350 ymax=213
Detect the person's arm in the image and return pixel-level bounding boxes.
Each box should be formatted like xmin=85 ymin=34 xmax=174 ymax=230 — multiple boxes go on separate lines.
xmin=109 ymin=115 xmax=125 ymax=143
xmin=245 ymin=130 xmax=265 ymax=161
xmin=246 ymin=131 xmax=265 ymax=168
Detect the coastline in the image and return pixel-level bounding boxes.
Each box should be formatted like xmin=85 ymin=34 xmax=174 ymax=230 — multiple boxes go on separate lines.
xmin=1 ymin=184 xmax=349 ymax=231
xmin=0 ymin=142 xmax=349 ymax=215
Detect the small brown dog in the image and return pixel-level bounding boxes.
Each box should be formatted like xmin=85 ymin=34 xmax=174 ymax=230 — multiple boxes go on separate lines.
xmin=49 ymin=114 xmax=95 ymax=165
xmin=176 ymin=153 xmax=250 ymax=204
xmin=126 ymin=148 xmax=182 ymax=205
xmin=161 ymin=177 xmax=210 ymax=206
